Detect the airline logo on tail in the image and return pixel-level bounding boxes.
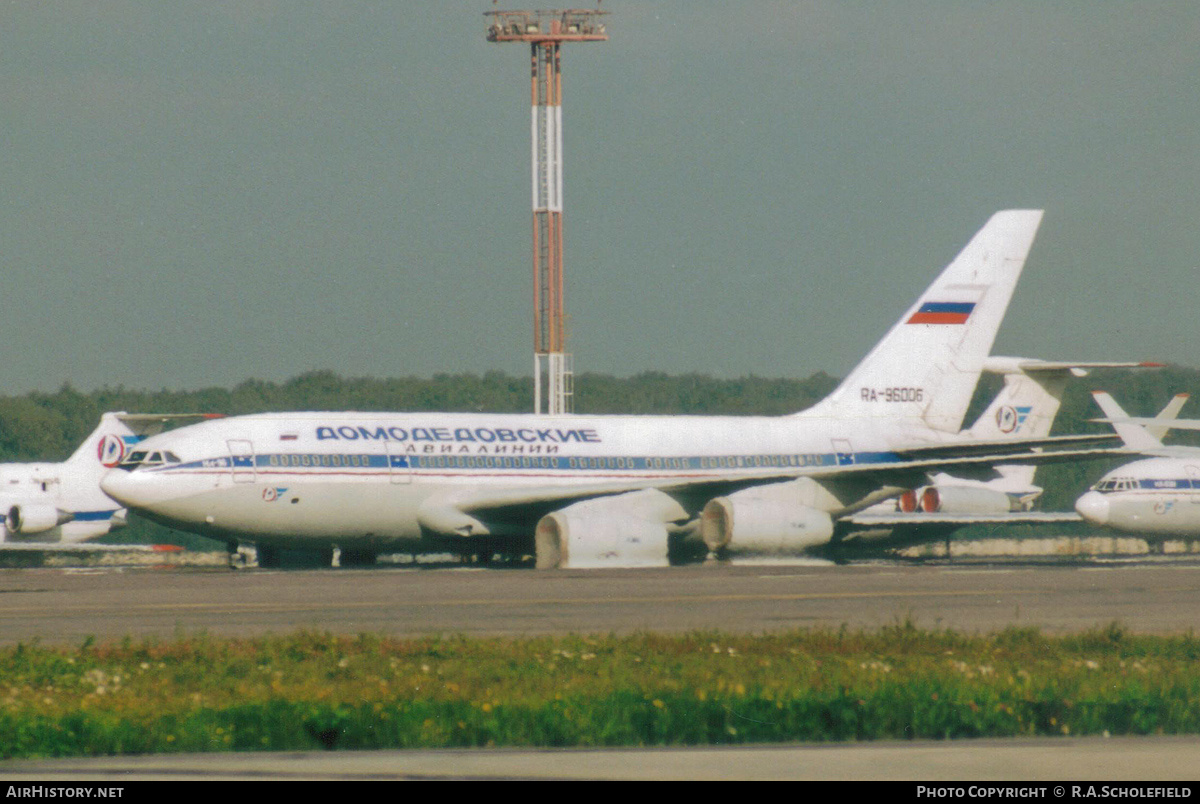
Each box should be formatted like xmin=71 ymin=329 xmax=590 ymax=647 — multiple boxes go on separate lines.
xmin=97 ymin=435 xmax=127 ymax=467
xmin=995 ymin=405 xmax=1033 ymax=434
xmin=907 ymin=302 xmax=977 ymax=325
xmin=97 ymin=434 xmax=143 ymax=467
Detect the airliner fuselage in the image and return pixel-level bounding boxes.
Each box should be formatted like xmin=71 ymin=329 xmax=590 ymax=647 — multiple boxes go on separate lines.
xmin=1076 ymin=457 xmax=1200 ymax=536
xmin=101 ymin=410 xmax=926 ymax=549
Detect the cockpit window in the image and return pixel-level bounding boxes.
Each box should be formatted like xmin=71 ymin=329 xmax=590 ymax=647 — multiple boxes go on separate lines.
xmin=117 ymin=449 xmax=182 ymax=471
xmin=1094 ymin=477 xmax=1137 ymax=493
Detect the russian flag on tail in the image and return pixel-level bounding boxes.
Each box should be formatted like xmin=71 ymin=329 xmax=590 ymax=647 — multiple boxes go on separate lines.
xmin=907 ymin=301 xmax=975 ymax=325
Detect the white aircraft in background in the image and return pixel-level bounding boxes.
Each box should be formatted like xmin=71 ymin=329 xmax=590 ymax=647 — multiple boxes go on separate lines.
xmin=0 ymin=412 xmax=218 ymax=544
xmin=840 ymin=359 xmax=1160 ymax=545
xmin=101 ymin=210 xmax=1124 ymax=568
xmin=1074 ymin=392 xmax=1200 ymax=537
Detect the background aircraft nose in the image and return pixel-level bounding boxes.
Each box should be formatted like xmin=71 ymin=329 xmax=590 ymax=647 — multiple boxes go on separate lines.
xmin=1074 ymin=491 xmax=1109 ymax=525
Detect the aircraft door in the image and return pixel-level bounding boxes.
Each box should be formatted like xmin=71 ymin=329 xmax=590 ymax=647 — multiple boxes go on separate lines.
xmin=832 ymin=438 xmax=854 ymax=466
xmin=386 ymin=441 xmax=411 ymax=485
xmin=227 ymin=439 xmax=256 ymax=483
xmin=1187 ymin=465 xmax=1200 ymax=505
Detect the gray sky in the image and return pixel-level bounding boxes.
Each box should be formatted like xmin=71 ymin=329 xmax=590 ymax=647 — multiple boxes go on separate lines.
xmin=2 ymin=1 xmax=1198 ymax=394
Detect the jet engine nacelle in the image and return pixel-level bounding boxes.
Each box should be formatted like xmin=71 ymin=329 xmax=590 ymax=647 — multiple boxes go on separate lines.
xmin=535 ymin=489 xmax=688 ymax=569
xmin=914 ymin=485 xmax=1014 ymax=514
xmin=6 ymin=504 xmax=73 ymax=536
xmin=701 ymin=483 xmax=835 ymax=555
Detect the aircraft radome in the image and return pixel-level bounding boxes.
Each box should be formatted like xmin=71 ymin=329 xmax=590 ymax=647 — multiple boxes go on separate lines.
xmin=101 ymin=210 xmax=1128 ymax=569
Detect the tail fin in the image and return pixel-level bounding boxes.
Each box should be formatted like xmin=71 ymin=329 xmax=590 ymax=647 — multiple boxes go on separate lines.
xmin=1145 ymin=394 xmax=1189 ymax=441
xmin=967 ymin=362 xmax=1068 ymax=443
xmin=65 ymin=412 xmax=223 ymax=469
xmin=801 ymin=210 xmax=1044 ymax=432
xmin=58 ymin=413 xmax=219 ymax=518
xmin=966 ymin=360 xmax=1070 ymax=489
xmin=1092 ymin=391 xmax=1188 ymax=448
xmin=968 ymin=359 xmax=1163 ymax=441
xmin=65 ymin=412 xmax=139 ymax=470
xmin=967 ymin=359 xmax=1156 ymax=487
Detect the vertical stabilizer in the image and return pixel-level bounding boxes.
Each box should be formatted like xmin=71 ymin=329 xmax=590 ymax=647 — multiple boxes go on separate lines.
xmin=965 ymin=361 xmax=1077 ymax=488
xmin=801 ymin=210 xmax=1044 ymax=432
xmin=967 ymin=370 xmax=1067 ymax=442
xmin=1143 ymin=394 xmax=1189 ymax=442
xmin=65 ymin=413 xmax=137 ymax=467
xmin=1092 ymin=392 xmax=1188 ymax=448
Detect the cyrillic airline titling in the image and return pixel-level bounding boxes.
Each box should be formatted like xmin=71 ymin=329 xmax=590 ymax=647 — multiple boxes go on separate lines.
xmin=315 ymin=425 xmax=602 ymax=444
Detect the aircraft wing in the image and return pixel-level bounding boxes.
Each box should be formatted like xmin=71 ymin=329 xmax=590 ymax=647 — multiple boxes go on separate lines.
xmin=800 ymin=445 xmax=1142 ymax=481
xmin=451 ymin=445 xmax=1136 ymax=510
xmin=842 ymin=511 xmax=1082 ymax=528
xmin=892 ymin=433 xmax=1120 ymax=460
xmin=429 ymin=445 xmax=1138 ymax=535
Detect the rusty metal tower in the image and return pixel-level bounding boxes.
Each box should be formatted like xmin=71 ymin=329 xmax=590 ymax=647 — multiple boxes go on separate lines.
xmin=486 ymin=8 xmax=609 ymax=415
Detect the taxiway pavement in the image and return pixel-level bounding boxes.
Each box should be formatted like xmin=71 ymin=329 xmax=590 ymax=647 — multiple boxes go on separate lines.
xmin=1 ymin=559 xmax=1199 ymax=644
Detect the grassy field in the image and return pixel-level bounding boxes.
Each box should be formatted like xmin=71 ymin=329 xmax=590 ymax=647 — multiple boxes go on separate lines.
xmin=2 ymin=622 xmax=1198 ymax=758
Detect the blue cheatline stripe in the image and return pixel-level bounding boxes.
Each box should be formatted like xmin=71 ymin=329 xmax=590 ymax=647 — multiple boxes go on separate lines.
xmin=916 ymin=302 xmax=976 ymax=314
xmin=161 ymin=450 xmax=907 ymax=474
xmin=1136 ymin=479 xmax=1200 ymax=490
xmin=72 ymin=510 xmax=118 ymax=522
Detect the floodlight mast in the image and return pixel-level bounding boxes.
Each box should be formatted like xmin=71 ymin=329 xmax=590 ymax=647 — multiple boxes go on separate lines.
xmin=486 ymin=9 xmax=609 ymax=415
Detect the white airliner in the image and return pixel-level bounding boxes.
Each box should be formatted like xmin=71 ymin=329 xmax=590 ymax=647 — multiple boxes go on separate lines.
xmin=1074 ymin=392 xmax=1200 ymax=537
xmin=100 ymin=210 xmax=1125 ymax=568
xmin=0 ymin=413 xmax=216 ymax=544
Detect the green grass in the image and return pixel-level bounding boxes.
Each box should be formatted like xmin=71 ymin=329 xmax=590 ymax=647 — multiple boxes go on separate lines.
xmin=2 ymin=623 xmax=1199 ymax=758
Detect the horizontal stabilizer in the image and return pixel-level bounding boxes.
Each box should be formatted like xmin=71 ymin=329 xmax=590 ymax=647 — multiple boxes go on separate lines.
xmin=1091 ymin=415 xmax=1200 ymax=433
xmin=116 ymin=413 xmax=225 ymax=437
xmin=983 ymin=358 xmax=1163 ymax=376
xmin=1090 ymin=392 xmax=1190 ymax=448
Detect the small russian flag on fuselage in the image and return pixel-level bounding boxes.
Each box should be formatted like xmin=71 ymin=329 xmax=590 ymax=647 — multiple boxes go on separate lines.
xmin=906 ymin=301 xmax=975 ymax=325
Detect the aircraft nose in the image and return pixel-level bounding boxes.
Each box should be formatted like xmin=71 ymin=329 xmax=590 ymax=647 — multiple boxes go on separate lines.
xmin=100 ymin=469 xmax=151 ymax=509
xmin=1074 ymin=491 xmax=1110 ymax=525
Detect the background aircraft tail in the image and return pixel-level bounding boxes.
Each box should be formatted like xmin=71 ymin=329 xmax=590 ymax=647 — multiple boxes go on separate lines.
xmin=965 ymin=358 xmax=1158 ymax=488
xmin=64 ymin=412 xmax=218 ymax=473
xmin=801 ymin=210 xmax=1044 ymax=432
xmin=1091 ymin=391 xmax=1188 ymax=448
xmin=64 ymin=412 xmax=139 ymax=472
